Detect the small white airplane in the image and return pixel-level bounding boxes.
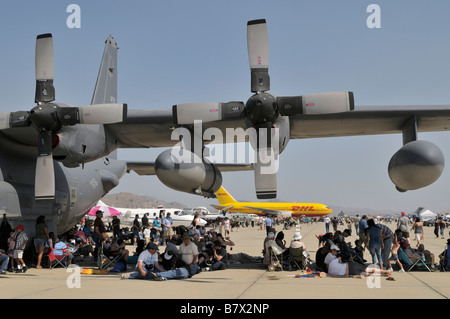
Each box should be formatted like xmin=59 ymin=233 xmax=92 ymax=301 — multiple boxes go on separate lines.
xmin=86 ymin=200 xmax=207 ymax=227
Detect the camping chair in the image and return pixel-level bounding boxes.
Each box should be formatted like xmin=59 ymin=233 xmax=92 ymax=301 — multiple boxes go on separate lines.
xmin=47 ymin=248 xmax=69 ymax=269
xmin=267 ymin=241 xmax=285 ymax=272
xmin=97 ymin=242 xmax=122 ymax=270
xmin=398 ymin=247 xmax=431 ymax=272
xmin=288 ymin=247 xmax=306 ymax=271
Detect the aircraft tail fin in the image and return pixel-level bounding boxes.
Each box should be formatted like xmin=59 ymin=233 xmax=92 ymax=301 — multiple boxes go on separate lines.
xmin=91 ymin=35 xmax=118 ymax=105
xmin=215 ymin=186 xmax=237 ymax=205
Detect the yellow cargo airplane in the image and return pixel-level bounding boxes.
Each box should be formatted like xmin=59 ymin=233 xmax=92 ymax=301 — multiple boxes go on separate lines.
xmin=211 ymin=186 xmax=333 ymax=218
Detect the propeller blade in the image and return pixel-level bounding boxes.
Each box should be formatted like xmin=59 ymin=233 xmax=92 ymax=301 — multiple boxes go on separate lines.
xmin=251 ymin=124 xmax=278 ymax=199
xmin=35 ymin=33 xmax=55 ymax=104
xmin=173 ymin=102 xmax=244 ymax=125
xmin=247 ymin=19 xmax=270 ymax=92
xmin=56 ymin=103 xmax=127 ymax=125
xmin=35 ymin=131 xmax=55 ymax=200
xmin=254 ymin=147 xmax=278 ymax=199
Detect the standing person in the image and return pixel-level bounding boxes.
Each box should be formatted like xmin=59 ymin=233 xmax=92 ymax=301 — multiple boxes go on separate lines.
xmin=365 ymin=219 xmax=383 ymax=270
xmin=434 ymin=218 xmax=440 ymax=238
xmin=132 ymin=214 xmax=141 ymax=246
xmin=264 ymin=217 xmax=273 ymax=236
xmin=142 ymin=213 xmax=149 ymax=229
xmin=324 ymin=216 xmax=331 ymax=233
xmin=93 ymin=210 xmax=107 ymax=263
xmin=161 ymin=212 xmax=173 ymax=245
xmin=354 ymin=215 xmax=360 ymax=235
xmin=411 ymin=217 xmax=424 ymax=247
xmin=112 ymin=216 xmax=121 ymax=238
xmin=439 ymin=218 xmax=446 ymax=239
xmin=34 ymin=215 xmax=49 ymax=269
xmin=397 ymin=212 xmax=410 ymax=242
xmin=387 ymin=229 xmax=405 ymax=272
xmin=223 ymin=217 xmax=231 ymax=237
xmin=379 ymin=223 xmax=394 ymax=270
xmin=13 ymin=225 xmax=28 ymax=273
xmin=358 ymin=215 xmax=368 ymax=245
xmin=331 ymin=217 xmax=339 ymax=232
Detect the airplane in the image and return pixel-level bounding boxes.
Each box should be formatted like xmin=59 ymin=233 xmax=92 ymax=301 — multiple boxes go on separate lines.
xmin=2 ymin=18 xmax=450 ymax=241
xmin=211 ymin=186 xmax=332 ymax=218
xmin=86 ymin=200 xmax=207 ymax=227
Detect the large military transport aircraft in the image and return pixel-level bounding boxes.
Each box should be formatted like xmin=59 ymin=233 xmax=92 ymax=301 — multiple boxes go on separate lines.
xmin=2 ymin=19 xmax=450 ymax=238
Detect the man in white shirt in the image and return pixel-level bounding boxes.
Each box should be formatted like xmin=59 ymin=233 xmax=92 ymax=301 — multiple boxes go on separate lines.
xmin=123 ymin=242 xmax=189 ymax=281
xmin=324 ymin=216 xmax=331 ymax=233
xmin=178 ymin=232 xmax=199 ymax=276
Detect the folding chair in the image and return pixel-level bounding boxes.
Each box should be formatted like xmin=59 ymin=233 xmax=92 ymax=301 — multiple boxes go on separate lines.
xmin=267 ymin=241 xmax=285 ymax=272
xmin=97 ymin=242 xmax=122 ymax=270
xmin=288 ymin=247 xmax=306 ymax=271
xmin=398 ymin=247 xmax=431 ymax=272
xmin=47 ymin=248 xmax=69 ymax=269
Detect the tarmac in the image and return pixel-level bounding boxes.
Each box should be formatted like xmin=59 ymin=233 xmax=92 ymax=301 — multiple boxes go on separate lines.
xmin=1 ymin=219 xmax=449 ymax=311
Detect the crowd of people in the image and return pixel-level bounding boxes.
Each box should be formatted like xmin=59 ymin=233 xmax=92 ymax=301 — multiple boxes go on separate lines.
xmin=0 ymin=211 xmax=449 ymax=280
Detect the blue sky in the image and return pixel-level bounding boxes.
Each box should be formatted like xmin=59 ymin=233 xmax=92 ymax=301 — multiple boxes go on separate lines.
xmin=2 ymin=1 xmax=450 ymax=213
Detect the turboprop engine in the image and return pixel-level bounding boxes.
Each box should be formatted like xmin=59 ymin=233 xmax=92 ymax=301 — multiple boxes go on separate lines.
xmin=154 ymin=149 xmax=222 ymax=197
xmin=388 ymin=140 xmax=445 ymax=192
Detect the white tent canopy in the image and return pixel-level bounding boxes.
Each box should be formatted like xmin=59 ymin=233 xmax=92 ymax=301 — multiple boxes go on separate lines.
xmin=420 ymin=209 xmax=437 ymax=219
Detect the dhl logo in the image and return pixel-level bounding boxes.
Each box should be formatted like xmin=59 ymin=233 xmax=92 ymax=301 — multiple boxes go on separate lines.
xmin=291 ymin=206 xmax=316 ymax=211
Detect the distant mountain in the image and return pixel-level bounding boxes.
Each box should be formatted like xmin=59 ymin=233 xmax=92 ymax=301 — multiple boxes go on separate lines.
xmin=328 ymin=205 xmax=398 ymax=217
xmin=102 ymin=192 xmax=186 ymax=209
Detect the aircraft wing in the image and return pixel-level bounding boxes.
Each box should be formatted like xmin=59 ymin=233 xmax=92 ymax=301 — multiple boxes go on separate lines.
xmin=288 ymin=105 xmax=450 ymax=139
xmin=126 ymin=162 xmax=253 ymax=176
xmin=242 ymin=206 xmax=290 ymax=216
xmin=211 ymin=204 xmax=234 ymax=211
xmin=105 ymin=105 xmax=450 ymax=149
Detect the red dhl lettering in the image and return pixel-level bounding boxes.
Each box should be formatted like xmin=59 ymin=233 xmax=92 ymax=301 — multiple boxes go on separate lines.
xmin=292 ymin=206 xmax=315 ymax=211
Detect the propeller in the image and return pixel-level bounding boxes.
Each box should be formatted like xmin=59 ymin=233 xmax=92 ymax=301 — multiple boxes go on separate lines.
xmin=172 ymin=19 xmax=354 ymax=199
xmin=0 ymin=33 xmax=127 ymax=200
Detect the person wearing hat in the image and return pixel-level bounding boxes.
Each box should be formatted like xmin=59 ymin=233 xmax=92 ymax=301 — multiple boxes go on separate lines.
xmin=123 ymin=242 xmax=189 ymax=281
xmin=124 ymin=242 xmax=161 ymax=279
xmin=397 ymin=212 xmax=411 ymax=240
xmin=324 ymin=244 xmax=340 ymax=269
xmin=289 ymin=232 xmax=306 ymax=250
xmin=178 ymin=232 xmax=199 ymax=276
xmin=13 ymin=225 xmax=28 ymax=273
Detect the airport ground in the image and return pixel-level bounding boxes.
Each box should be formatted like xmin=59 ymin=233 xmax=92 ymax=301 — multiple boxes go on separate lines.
xmin=0 ymin=219 xmax=449 ymax=313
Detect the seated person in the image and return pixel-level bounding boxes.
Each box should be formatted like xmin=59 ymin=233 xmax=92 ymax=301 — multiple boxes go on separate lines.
xmin=290 ymin=232 xmax=306 ymax=250
xmin=324 ymin=244 xmax=340 ymax=270
xmin=210 ymin=240 xmax=227 ymax=271
xmin=53 ymin=238 xmax=74 ymax=265
xmin=110 ymin=238 xmax=129 ymax=262
xmin=414 ymin=244 xmax=436 ymax=269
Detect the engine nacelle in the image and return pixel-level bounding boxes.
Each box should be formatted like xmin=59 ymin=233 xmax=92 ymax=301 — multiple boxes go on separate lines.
xmin=388 ymin=140 xmax=445 ymax=192
xmin=155 ymin=149 xmax=222 ymax=197
xmin=248 ymin=114 xmax=290 ymax=155
xmin=52 ymin=125 xmax=110 ymax=168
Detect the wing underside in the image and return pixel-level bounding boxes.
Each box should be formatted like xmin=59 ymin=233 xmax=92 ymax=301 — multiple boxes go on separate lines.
xmin=104 ymin=105 xmax=450 ymax=149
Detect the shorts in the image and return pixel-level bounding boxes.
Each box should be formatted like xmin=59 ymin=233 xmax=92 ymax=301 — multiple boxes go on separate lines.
xmin=34 ymin=238 xmax=48 ymax=248
xmin=415 ymin=233 xmax=423 ymax=241
xmin=14 ymin=250 xmax=24 ymax=259
xmin=390 ymin=253 xmax=399 ymax=261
